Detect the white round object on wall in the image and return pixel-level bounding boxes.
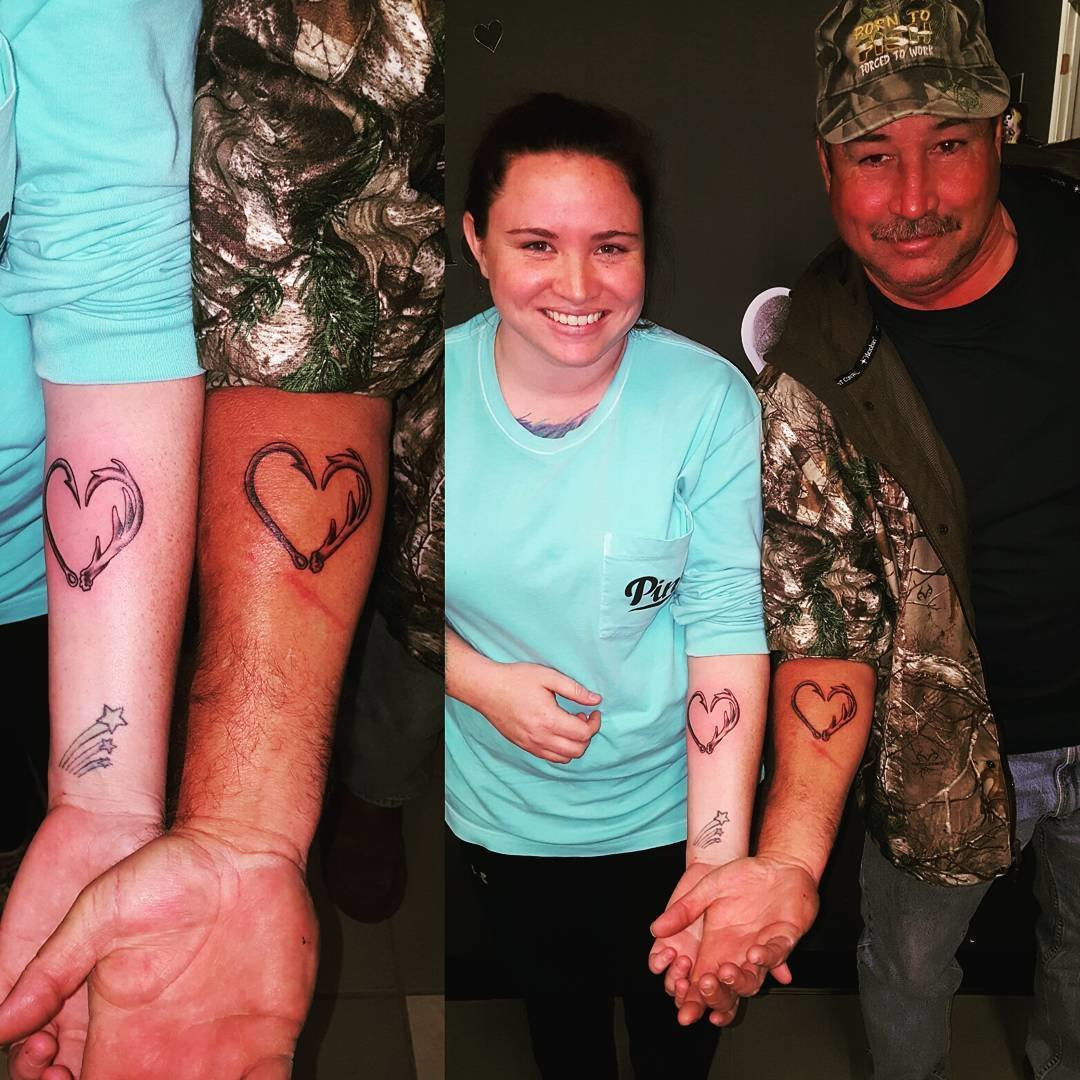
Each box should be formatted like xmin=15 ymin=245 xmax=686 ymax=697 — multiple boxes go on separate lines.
xmin=741 ymin=287 xmax=792 ymax=374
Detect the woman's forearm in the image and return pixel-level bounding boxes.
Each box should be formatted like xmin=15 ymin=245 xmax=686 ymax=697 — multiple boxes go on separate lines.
xmin=44 ymin=377 xmax=204 ymax=819
xmin=445 ymin=625 xmax=500 ymax=713
xmin=684 ymin=653 xmax=770 ymax=867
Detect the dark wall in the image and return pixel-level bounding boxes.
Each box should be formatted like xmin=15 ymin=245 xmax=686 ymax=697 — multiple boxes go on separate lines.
xmin=986 ymin=0 xmax=1063 ymax=142
xmin=446 ymin=1 xmax=836 ymax=370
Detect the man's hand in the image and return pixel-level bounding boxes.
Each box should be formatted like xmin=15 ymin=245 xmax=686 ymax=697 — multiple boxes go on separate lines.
xmin=476 ymin=662 xmax=602 ymax=764
xmin=0 ymin=804 xmax=159 ymax=1079
xmin=650 ymin=854 xmax=819 ymax=1024
xmin=0 ymin=821 xmax=317 ymax=1079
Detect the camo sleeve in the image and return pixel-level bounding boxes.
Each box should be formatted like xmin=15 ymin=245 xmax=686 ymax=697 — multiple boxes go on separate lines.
xmin=190 ymin=0 xmax=444 ymax=397
xmin=757 ymin=367 xmax=893 ymax=664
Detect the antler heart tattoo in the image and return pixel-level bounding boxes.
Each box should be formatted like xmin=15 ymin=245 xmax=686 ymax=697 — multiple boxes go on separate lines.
xmin=245 ymin=442 xmax=371 ymax=573
xmin=43 ymin=458 xmax=144 ymax=591
xmin=687 ymin=689 xmax=740 ymax=754
xmin=791 ymin=681 xmax=857 ymax=742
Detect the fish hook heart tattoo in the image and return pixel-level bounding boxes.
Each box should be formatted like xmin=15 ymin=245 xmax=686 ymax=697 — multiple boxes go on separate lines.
xmin=791 ymin=681 xmax=857 ymax=742
xmin=245 ymin=441 xmax=371 ymax=573
xmin=687 ymin=689 xmax=740 ymax=754
xmin=43 ymin=458 xmax=144 ymax=591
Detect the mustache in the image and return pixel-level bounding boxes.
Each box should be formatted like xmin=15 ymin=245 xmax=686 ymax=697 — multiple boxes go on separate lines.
xmin=871 ymin=214 xmax=961 ymax=242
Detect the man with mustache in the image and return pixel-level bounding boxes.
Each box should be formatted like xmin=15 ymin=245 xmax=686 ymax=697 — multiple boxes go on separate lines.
xmin=652 ymin=2 xmax=1080 ymax=1075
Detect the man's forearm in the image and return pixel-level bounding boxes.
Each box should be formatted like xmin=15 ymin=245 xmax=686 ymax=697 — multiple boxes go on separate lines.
xmin=44 ymin=378 xmax=204 ymax=819
xmin=686 ymin=654 xmax=769 ymax=867
xmin=176 ymin=387 xmax=390 ymax=863
xmin=755 ymin=657 xmax=877 ymax=881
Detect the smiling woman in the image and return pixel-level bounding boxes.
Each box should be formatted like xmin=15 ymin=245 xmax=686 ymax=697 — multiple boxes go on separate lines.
xmin=444 ymin=93 xmax=771 ymax=1078
xmin=464 ymin=151 xmax=644 ymax=425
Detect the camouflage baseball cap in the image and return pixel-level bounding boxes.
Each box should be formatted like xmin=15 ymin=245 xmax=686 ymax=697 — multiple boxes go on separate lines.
xmin=816 ymin=0 xmax=1011 ymax=143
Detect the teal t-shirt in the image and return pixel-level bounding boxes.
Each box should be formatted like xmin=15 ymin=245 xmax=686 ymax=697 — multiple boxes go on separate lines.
xmin=445 ymin=311 xmax=768 ymax=856
xmin=0 ymin=1 xmax=202 ymax=623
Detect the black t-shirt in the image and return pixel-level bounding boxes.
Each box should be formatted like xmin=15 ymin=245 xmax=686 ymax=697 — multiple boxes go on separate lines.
xmin=868 ymin=168 xmax=1080 ymax=754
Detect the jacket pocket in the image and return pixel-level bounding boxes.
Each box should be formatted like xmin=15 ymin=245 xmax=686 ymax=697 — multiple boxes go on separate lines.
xmin=599 ymin=528 xmax=692 ymax=641
xmin=0 ymin=35 xmax=15 ymax=255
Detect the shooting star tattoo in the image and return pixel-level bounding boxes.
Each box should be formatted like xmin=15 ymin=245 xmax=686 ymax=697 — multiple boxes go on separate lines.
xmin=791 ymin=681 xmax=857 ymax=742
xmin=686 ymin=689 xmax=740 ymax=754
xmin=43 ymin=458 xmax=144 ymax=591
xmin=244 ymin=442 xmax=371 ymax=573
xmin=58 ymin=704 xmax=128 ymax=777
xmin=693 ymin=810 xmax=730 ymax=849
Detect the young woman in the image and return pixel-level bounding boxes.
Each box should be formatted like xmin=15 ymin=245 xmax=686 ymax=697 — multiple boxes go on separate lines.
xmin=445 ymin=93 xmax=769 ymax=1078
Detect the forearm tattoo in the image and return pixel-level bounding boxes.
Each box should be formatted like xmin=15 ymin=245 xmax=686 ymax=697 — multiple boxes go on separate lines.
xmin=791 ymin=681 xmax=857 ymax=742
xmin=58 ymin=704 xmax=128 ymax=777
xmin=693 ymin=810 xmax=730 ymax=849
xmin=244 ymin=442 xmax=371 ymax=573
xmin=686 ymin=689 xmax=740 ymax=754
xmin=44 ymin=458 xmax=144 ymax=591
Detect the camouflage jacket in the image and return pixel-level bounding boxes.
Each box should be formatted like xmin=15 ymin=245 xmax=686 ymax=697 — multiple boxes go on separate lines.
xmin=191 ymin=0 xmax=444 ymax=671
xmin=758 ymin=159 xmax=1079 ymax=885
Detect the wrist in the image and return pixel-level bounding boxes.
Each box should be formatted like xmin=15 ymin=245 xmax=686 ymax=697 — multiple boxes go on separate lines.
xmin=685 ymin=843 xmax=747 ymax=870
xmin=175 ymin=773 xmax=320 ymax=868
xmin=50 ymin=782 xmax=165 ymax=825
xmin=753 ymin=841 xmax=823 ymax=885
xmin=170 ymin=812 xmax=309 ymax=871
xmin=448 ymin=645 xmax=503 ymax=716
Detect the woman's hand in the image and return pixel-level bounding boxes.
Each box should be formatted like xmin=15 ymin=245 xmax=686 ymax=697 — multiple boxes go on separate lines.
xmin=477 ymin=661 xmax=602 ymax=764
xmin=648 ymin=861 xmax=738 ymax=1026
xmin=0 ymin=803 xmax=161 ymax=1078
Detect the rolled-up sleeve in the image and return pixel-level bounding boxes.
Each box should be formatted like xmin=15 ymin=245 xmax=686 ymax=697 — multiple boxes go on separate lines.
xmin=757 ymin=369 xmax=892 ymax=663
xmin=673 ymin=375 xmax=769 ymax=657
xmin=0 ymin=0 xmax=202 ymax=384
xmin=190 ymin=0 xmax=443 ymax=398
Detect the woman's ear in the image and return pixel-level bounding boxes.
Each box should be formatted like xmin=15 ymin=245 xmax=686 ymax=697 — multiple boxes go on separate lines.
xmin=463 ymin=212 xmax=489 ymax=278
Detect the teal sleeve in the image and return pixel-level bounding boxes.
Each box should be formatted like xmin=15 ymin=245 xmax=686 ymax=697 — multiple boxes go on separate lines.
xmin=673 ymin=379 xmax=769 ymax=656
xmin=0 ymin=0 xmax=201 ymax=384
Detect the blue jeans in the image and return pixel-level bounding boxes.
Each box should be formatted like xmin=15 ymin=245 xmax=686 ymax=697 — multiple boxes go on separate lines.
xmin=333 ymin=609 xmax=442 ymax=806
xmin=858 ymin=744 xmax=1080 ymax=1080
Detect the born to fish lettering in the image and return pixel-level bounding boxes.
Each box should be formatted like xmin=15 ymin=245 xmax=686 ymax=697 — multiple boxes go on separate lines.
xmin=856 ymin=18 xmax=935 ymax=61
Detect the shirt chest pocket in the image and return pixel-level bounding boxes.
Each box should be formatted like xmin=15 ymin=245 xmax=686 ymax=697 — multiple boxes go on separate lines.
xmin=0 ymin=35 xmax=15 ymax=256
xmin=599 ymin=528 xmax=692 ymax=641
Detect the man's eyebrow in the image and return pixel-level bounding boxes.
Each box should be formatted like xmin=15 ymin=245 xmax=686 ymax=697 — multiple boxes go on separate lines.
xmin=845 ymin=132 xmax=888 ymax=146
xmin=846 ymin=117 xmax=976 ymax=147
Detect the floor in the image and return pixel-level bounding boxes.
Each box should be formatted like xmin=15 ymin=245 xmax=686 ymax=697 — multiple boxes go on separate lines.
xmin=295 ymin=770 xmax=445 ymax=1080
xmin=446 ymin=992 xmax=1034 ymax=1079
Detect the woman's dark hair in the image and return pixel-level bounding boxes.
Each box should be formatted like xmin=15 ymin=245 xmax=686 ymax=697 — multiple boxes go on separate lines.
xmin=462 ymin=93 xmax=661 ymax=322
xmin=464 ymin=91 xmax=657 ymax=256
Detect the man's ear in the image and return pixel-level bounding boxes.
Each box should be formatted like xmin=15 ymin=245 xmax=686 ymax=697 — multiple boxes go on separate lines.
xmin=991 ymin=113 xmax=1005 ymax=161
xmin=816 ymin=136 xmax=833 ymax=194
xmin=462 ymin=212 xmax=489 ymax=278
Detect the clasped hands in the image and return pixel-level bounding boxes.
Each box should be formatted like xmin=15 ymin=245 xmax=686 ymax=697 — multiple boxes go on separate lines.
xmin=648 ymin=854 xmax=820 ymax=1026
xmin=0 ymin=804 xmax=316 ymax=1079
